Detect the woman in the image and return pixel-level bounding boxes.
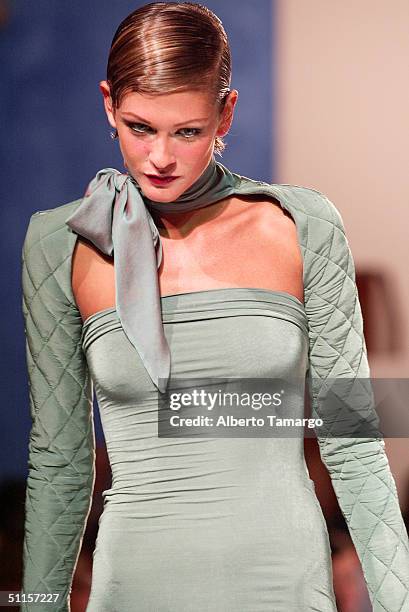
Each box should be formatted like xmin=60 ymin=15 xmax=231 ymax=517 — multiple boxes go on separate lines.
xmin=21 ymin=2 xmax=409 ymax=611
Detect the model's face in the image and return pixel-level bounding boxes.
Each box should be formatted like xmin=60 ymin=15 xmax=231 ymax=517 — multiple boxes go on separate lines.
xmin=100 ymin=82 xmax=238 ymax=202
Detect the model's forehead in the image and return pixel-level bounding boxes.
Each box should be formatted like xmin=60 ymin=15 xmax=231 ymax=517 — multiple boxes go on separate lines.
xmin=118 ymin=89 xmax=215 ymax=117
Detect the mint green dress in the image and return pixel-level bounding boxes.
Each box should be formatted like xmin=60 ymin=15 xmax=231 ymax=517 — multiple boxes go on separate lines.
xmin=81 ymin=288 xmax=335 ymax=611
xmin=21 ymin=179 xmax=409 ymax=611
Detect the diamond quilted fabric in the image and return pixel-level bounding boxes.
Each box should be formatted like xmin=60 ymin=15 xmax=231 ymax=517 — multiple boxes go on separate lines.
xmin=20 ymin=182 xmax=409 ymax=611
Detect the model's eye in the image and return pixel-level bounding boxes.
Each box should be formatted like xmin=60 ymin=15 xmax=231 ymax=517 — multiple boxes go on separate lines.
xmin=125 ymin=122 xmax=202 ymax=139
xmin=178 ymin=128 xmax=202 ymax=138
xmin=129 ymin=123 xmax=152 ymax=134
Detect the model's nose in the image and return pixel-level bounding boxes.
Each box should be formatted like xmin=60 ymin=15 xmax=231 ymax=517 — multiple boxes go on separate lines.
xmin=148 ymin=136 xmax=176 ymax=171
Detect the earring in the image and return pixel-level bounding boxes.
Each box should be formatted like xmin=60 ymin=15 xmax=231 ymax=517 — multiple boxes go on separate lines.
xmin=110 ymin=129 xmax=118 ymax=140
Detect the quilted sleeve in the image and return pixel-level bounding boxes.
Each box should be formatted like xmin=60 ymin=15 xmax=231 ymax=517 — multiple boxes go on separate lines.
xmin=21 ymin=212 xmax=95 ymax=612
xmin=305 ymin=194 xmax=409 ymax=612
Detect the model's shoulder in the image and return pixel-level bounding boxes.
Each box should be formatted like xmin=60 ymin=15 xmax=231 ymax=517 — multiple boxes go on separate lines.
xmin=273 ymin=183 xmax=345 ymax=231
xmin=23 ymin=199 xmax=82 ymax=246
xmin=279 ymin=183 xmax=345 ymax=230
xmin=236 ymin=173 xmax=345 ymax=232
xmin=29 ymin=198 xmax=82 ymax=228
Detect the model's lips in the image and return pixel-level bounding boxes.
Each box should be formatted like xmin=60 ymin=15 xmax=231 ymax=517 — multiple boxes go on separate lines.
xmin=144 ymin=174 xmax=179 ymax=186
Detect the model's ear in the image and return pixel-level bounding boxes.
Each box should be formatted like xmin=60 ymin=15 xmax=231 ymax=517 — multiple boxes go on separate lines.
xmin=216 ymin=89 xmax=238 ymax=138
xmin=99 ymin=80 xmax=117 ymax=130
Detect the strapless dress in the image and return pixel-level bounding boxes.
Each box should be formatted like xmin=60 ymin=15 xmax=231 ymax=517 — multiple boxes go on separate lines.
xmin=81 ymin=287 xmax=337 ymax=612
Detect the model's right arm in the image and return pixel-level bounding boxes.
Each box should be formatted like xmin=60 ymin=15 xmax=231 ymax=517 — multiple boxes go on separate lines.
xmin=21 ymin=211 xmax=95 ymax=612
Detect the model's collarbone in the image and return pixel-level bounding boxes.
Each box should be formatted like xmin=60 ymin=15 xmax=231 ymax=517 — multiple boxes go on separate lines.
xmin=156 ymin=194 xmax=286 ymax=242
xmin=156 ymin=196 xmax=303 ymax=298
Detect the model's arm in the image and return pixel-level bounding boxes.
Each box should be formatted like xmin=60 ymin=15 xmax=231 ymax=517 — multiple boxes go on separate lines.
xmin=21 ymin=212 xmax=95 ymax=612
xmin=305 ymin=195 xmax=409 ymax=612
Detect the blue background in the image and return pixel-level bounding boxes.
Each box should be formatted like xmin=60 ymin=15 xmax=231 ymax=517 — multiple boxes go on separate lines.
xmin=1 ymin=0 xmax=274 ymax=478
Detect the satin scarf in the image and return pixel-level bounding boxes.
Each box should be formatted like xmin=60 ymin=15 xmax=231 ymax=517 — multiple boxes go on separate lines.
xmin=65 ymin=156 xmax=243 ymax=393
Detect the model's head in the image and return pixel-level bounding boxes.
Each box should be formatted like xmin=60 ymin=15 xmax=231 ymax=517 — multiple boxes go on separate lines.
xmin=99 ymin=1 xmax=238 ymax=201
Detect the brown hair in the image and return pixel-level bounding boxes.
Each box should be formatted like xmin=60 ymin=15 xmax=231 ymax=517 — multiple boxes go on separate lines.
xmin=106 ymin=1 xmax=232 ymax=155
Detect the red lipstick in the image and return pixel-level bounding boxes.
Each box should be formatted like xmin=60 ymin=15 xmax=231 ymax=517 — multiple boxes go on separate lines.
xmin=145 ymin=174 xmax=179 ymax=186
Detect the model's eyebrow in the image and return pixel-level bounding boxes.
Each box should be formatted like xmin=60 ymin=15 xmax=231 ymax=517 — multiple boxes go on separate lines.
xmin=120 ymin=112 xmax=208 ymax=127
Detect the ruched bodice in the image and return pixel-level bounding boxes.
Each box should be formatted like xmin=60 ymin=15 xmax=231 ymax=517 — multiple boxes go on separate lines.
xmin=81 ymin=287 xmax=337 ymax=611
xmin=81 ymin=287 xmax=307 ymax=332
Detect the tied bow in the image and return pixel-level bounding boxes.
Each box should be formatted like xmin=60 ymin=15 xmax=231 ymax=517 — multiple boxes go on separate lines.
xmin=65 ymin=157 xmax=238 ymax=393
xmin=66 ymin=167 xmax=170 ymax=393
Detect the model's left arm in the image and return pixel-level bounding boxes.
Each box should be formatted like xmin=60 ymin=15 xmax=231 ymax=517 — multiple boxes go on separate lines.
xmin=304 ymin=192 xmax=409 ymax=612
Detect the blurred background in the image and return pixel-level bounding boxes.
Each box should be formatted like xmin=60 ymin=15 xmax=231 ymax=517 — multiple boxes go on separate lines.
xmin=1 ymin=0 xmax=409 ymax=610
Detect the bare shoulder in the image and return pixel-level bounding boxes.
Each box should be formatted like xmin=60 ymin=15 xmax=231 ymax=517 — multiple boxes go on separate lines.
xmin=228 ymin=193 xmax=302 ymax=258
xmin=230 ymin=193 xmax=296 ymax=221
xmin=224 ymin=194 xmax=303 ymax=300
xmin=72 ymin=236 xmax=115 ymax=321
xmin=72 ymin=236 xmax=112 ymax=275
xmin=228 ymin=194 xmax=298 ymax=241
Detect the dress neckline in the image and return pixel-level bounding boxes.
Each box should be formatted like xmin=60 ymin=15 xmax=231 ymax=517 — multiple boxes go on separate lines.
xmin=81 ymin=286 xmax=305 ymax=328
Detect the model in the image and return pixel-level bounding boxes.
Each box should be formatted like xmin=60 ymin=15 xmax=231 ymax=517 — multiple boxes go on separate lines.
xmin=20 ymin=2 xmax=409 ymax=611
